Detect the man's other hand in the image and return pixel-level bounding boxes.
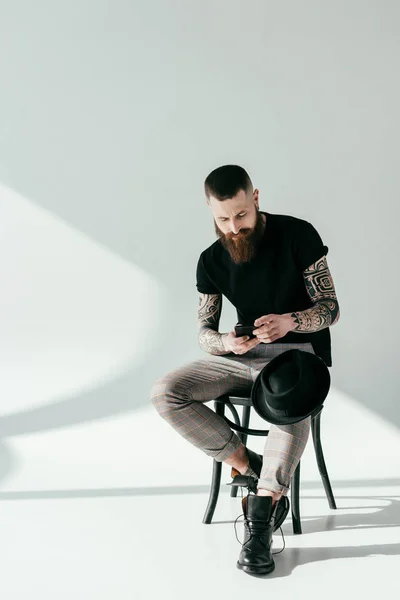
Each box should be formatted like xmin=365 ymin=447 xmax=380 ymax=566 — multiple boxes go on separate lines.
xmin=222 ymin=329 xmax=261 ymax=354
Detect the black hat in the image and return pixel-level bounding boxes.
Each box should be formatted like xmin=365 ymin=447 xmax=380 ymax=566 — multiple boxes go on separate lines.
xmin=250 ymin=349 xmax=331 ymax=425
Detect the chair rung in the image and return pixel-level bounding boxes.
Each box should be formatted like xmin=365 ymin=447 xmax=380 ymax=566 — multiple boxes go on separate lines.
xmin=215 ymin=395 xmax=252 ymax=406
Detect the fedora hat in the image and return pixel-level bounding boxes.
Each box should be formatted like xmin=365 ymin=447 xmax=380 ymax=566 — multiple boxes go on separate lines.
xmin=251 ymin=349 xmax=331 ymax=425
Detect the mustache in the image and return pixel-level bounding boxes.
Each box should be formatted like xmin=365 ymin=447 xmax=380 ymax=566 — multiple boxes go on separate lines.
xmin=227 ymin=232 xmax=249 ymax=239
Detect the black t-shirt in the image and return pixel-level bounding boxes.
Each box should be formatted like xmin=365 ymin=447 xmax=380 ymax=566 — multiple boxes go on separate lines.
xmin=196 ymin=210 xmax=332 ymax=367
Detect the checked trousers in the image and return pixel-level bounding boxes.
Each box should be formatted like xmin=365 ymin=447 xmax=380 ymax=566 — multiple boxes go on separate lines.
xmin=150 ymin=341 xmax=315 ymax=495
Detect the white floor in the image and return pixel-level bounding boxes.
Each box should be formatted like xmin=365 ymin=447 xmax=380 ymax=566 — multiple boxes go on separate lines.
xmin=0 ymin=387 xmax=399 ymax=599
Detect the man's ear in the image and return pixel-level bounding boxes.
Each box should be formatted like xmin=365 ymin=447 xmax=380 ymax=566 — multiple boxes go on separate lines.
xmin=253 ymin=188 xmax=259 ymax=207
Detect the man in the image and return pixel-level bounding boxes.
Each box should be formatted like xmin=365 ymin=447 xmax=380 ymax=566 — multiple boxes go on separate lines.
xmin=151 ymin=164 xmax=340 ymax=575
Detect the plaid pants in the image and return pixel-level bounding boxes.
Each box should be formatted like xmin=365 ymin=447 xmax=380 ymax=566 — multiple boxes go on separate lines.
xmin=151 ymin=342 xmax=315 ymax=495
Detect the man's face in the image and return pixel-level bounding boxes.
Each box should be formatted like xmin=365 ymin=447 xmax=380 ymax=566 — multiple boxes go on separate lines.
xmin=207 ymin=189 xmax=266 ymax=264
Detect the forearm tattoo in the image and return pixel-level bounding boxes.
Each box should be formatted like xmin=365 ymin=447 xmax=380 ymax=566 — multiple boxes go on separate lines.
xmin=290 ymin=256 xmax=340 ymax=332
xmin=290 ymin=299 xmax=340 ymax=332
xmin=197 ymin=293 xmax=230 ymax=355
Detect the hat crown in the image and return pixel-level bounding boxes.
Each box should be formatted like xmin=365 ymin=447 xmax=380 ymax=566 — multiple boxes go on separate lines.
xmin=251 ymin=349 xmax=331 ymax=425
xmin=266 ymin=352 xmax=302 ymax=396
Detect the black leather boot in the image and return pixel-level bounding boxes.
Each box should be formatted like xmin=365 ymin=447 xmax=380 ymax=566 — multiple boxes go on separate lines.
xmin=228 ymin=446 xmax=290 ymax=532
xmin=236 ymin=493 xmax=278 ymax=575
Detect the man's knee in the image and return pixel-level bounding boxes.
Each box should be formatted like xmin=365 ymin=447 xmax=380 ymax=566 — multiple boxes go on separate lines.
xmin=150 ymin=373 xmax=192 ymax=412
xmin=150 ymin=376 xmax=167 ymax=411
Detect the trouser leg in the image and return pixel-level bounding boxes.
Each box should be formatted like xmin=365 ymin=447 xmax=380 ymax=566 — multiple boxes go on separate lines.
xmin=150 ymin=355 xmax=254 ymax=461
xmin=257 ymin=416 xmax=311 ymax=495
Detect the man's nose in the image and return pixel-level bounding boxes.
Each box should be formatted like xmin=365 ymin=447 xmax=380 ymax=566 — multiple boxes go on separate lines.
xmin=230 ymin=221 xmax=240 ymax=234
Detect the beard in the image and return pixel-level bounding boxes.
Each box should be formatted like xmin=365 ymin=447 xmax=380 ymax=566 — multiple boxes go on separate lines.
xmin=214 ymin=209 xmax=266 ymax=265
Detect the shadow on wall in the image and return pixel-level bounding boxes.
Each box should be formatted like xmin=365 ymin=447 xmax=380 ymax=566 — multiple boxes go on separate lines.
xmin=0 ymin=183 xmax=176 ymax=440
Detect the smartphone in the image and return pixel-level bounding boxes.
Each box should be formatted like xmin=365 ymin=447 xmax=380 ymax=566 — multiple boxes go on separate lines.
xmin=235 ymin=323 xmax=256 ymax=339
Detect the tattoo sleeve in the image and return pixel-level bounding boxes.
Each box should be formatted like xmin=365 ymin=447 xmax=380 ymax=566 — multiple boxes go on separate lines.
xmin=287 ymin=256 xmax=340 ymax=333
xmin=197 ymin=293 xmax=231 ymax=355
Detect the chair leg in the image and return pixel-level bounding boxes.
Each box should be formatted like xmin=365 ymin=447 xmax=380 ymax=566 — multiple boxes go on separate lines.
xmin=290 ymin=461 xmax=302 ymax=534
xmin=202 ymin=401 xmax=225 ymax=524
xmin=230 ymin=405 xmax=251 ymax=499
xmin=202 ymin=459 xmax=222 ymax=524
xmin=311 ymin=412 xmax=337 ymax=510
xmin=240 ymin=405 xmax=251 ymax=448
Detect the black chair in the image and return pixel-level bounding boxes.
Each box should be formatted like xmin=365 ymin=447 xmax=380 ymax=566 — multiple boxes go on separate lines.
xmin=202 ymin=393 xmax=337 ymax=534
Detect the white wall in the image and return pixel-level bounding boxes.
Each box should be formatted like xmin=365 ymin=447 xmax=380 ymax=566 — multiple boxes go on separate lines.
xmin=0 ymin=0 xmax=399 ymax=438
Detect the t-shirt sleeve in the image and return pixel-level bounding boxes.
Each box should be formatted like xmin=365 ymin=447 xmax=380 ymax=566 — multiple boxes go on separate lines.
xmin=196 ymin=252 xmax=221 ymax=294
xmin=293 ymin=220 xmax=329 ymax=272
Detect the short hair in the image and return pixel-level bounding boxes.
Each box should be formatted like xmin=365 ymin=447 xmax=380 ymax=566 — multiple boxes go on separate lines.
xmin=204 ymin=165 xmax=253 ymax=201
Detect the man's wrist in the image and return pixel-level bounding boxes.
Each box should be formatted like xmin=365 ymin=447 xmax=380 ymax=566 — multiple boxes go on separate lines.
xmin=198 ymin=327 xmax=231 ymax=355
xmin=220 ymin=332 xmax=229 ymax=352
xmin=213 ymin=332 xmax=231 ymax=355
xmin=283 ymin=313 xmax=298 ymax=332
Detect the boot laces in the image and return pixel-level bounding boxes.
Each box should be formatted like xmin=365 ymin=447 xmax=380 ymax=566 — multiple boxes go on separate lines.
xmin=233 ymin=488 xmax=286 ymax=555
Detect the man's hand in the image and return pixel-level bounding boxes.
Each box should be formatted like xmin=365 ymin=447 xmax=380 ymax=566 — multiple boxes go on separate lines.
xmin=252 ymin=314 xmax=295 ymax=343
xmin=222 ymin=329 xmax=261 ymax=355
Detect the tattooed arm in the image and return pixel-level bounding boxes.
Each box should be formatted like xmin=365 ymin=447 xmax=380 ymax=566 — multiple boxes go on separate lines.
xmin=197 ymin=293 xmax=231 ymax=355
xmin=284 ymin=256 xmax=340 ymax=332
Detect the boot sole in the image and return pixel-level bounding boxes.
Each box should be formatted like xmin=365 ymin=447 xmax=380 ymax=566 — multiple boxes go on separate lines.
xmin=236 ymin=560 xmax=275 ymax=575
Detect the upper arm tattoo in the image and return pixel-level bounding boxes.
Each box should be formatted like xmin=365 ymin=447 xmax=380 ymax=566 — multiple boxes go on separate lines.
xmin=198 ymin=293 xmax=222 ymax=331
xmin=302 ymin=255 xmax=337 ymax=304
xmin=291 ymin=255 xmax=340 ymax=330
